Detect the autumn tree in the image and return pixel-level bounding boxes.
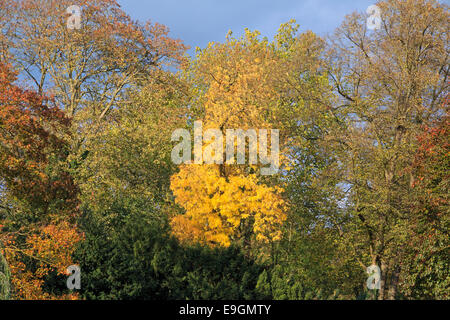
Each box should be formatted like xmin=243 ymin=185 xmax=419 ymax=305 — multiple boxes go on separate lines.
xmin=0 ymin=0 xmax=187 ymax=163
xmin=74 ymin=71 xmax=190 ymax=230
xmin=249 ymin=21 xmax=363 ymax=299
xmin=401 ymin=113 xmax=449 ymax=299
xmin=170 ymin=29 xmax=291 ymax=251
xmin=324 ymin=0 xmax=448 ymax=299
xmin=0 ymin=63 xmax=80 ymax=299
xmin=0 ymin=1 xmax=188 ymax=299
xmin=0 ymin=63 xmax=75 ymax=213
xmin=1 ymin=0 xmax=447 ymax=301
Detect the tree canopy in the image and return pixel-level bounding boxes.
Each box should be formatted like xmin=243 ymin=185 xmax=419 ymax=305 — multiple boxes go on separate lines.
xmin=0 ymin=0 xmax=448 ymax=300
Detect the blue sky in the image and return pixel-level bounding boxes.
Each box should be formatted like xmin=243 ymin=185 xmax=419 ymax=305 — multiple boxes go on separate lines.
xmin=118 ymin=0 xmax=378 ymax=54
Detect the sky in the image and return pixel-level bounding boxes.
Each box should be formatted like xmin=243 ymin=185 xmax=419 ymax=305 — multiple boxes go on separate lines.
xmin=118 ymin=0 xmax=379 ymax=55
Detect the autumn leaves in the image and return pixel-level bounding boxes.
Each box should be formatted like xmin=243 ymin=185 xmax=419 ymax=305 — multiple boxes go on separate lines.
xmin=0 ymin=0 xmax=188 ymax=299
xmin=0 ymin=0 xmax=448 ymax=300
xmin=0 ymin=62 xmax=80 ymax=299
xmin=168 ymin=30 xmax=292 ymax=248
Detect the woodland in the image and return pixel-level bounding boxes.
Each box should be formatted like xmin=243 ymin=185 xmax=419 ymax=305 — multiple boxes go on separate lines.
xmin=0 ymin=0 xmax=448 ymax=300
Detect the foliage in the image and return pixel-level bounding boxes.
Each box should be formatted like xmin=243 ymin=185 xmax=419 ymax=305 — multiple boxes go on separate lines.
xmin=323 ymin=0 xmax=448 ymax=299
xmin=0 ymin=0 xmax=448 ymax=300
xmin=0 ymin=63 xmax=80 ymax=299
xmin=171 ymin=165 xmax=286 ymax=247
xmin=400 ymin=115 xmax=449 ymax=299
xmin=74 ymin=205 xmax=265 ymax=300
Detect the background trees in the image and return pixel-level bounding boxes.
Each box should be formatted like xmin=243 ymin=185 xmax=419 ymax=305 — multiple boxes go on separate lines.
xmin=0 ymin=0 xmax=188 ymax=193
xmin=0 ymin=0 xmax=188 ymax=299
xmin=400 ymin=114 xmax=449 ymax=299
xmin=0 ymin=62 xmax=80 ymax=299
xmin=0 ymin=0 xmax=448 ymax=300
xmin=323 ymin=0 xmax=448 ymax=299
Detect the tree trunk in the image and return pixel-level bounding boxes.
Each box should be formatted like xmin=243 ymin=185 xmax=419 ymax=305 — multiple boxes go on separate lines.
xmin=378 ymin=260 xmax=388 ymax=300
xmin=0 ymin=248 xmax=11 ymax=300
xmin=388 ymin=265 xmax=400 ymax=300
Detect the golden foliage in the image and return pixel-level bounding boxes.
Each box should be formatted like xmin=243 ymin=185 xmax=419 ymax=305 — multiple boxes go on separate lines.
xmin=170 ymin=165 xmax=286 ymax=247
xmin=169 ymin=30 xmax=292 ymax=248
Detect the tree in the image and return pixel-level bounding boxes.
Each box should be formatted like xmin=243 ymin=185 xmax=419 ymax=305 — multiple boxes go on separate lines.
xmin=0 ymin=62 xmax=80 ymax=299
xmin=74 ymin=71 xmax=190 ymax=227
xmin=0 ymin=1 xmax=188 ymax=299
xmin=1 ymin=0 xmax=447 ymax=301
xmin=171 ymin=165 xmax=286 ymax=247
xmin=401 ymin=114 xmax=449 ymax=299
xmin=0 ymin=0 xmax=187 ymax=166
xmin=0 ymin=63 xmax=75 ymax=212
xmin=325 ymin=0 xmax=448 ymax=299
xmin=170 ymin=29 xmax=290 ymax=250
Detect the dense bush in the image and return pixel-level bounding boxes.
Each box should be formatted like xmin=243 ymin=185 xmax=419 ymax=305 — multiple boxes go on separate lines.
xmin=74 ymin=207 xmax=266 ymax=300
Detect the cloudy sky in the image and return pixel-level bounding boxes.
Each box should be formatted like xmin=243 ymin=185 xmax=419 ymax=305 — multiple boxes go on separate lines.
xmin=118 ymin=0 xmax=378 ymax=54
